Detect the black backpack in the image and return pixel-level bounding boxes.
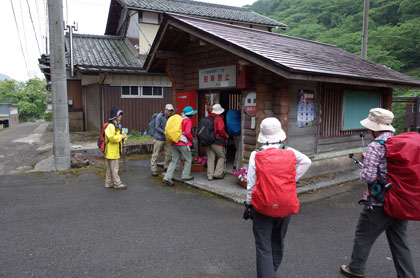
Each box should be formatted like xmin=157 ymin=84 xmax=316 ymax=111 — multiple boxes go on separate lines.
xmin=198 ymin=116 xmax=217 ymax=146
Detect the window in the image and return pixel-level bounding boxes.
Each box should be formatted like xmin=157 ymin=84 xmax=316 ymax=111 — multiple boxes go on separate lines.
xmin=121 ymin=86 xmax=164 ymax=98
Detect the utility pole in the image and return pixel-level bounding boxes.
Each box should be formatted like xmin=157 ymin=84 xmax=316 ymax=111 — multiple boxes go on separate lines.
xmin=48 ymin=0 xmax=70 ymax=170
xmin=361 ymin=0 xmax=369 ymax=59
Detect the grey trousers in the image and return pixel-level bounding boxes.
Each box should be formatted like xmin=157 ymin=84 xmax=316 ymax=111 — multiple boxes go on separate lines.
xmin=253 ymin=210 xmax=291 ymax=278
xmin=349 ymin=206 xmax=417 ymax=278
xmin=164 ymin=145 xmax=192 ymax=181
xmin=233 ymin=135 xmax=241 ymax=169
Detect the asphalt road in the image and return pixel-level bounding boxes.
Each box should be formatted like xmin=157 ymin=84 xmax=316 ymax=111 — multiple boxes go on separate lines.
xmin=1 ymin=157 xmax=419 ymax=278
xmin=0 ymin=122 xmax=52 ymax=175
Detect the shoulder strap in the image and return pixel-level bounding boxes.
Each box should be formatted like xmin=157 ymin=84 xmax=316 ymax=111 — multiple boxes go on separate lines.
xmin=278 ymin=144 xmax=288 ymax=150
xmin=372 ymin=139 xmax=387 ymax=146
xmin=255 ymin=144 xmax=288 ymax=152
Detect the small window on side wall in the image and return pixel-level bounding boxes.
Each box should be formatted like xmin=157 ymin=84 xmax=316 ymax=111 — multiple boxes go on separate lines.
xmin=120 ymin=86 xmax=165 ymax=98
xmin=122 ymin=86 xmax=130 ymax=96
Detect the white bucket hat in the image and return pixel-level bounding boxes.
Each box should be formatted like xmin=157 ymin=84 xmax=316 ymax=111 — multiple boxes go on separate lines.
xmin=212 ymin=104 xmax=225 ymax=115
xmin=258 ymin=117 xmax=286 ymax=144
xmin=360 ymin=108 xmax=395 ymax=132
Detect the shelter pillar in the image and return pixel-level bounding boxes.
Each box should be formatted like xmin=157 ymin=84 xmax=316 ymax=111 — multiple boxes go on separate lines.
xmin=165 ymin=57 xmax=184 ymax=112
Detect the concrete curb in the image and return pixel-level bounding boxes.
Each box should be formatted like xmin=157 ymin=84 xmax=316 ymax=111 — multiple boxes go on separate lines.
xmin=170 ymin=169 xmax=360 ymax=204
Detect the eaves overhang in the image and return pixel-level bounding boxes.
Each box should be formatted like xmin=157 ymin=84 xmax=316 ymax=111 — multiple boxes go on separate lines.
xmin=146 ymin=14 xmax=420 ymax=90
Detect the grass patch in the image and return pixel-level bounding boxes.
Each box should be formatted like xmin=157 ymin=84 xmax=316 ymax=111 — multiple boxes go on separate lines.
xmin=127 ymin=135 xmax=153 ymax=142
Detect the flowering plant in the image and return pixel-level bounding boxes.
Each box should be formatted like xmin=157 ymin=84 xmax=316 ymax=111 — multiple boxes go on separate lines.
xmin=193 ymin=155 xmax=208 ymax=165
xmin=233 ymin=167 xmax=248 ymax=181
xmin=181 ymin=154 xmax=207 ymax=165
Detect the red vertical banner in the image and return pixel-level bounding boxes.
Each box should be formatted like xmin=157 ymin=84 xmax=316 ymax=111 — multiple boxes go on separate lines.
xmin=176 ymin=90 xmax=197 ymax=127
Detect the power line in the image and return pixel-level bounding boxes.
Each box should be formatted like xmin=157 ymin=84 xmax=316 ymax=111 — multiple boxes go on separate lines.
xmin=44 ymin=0 xmax=49 ymax=54
xmin=34 ymin=0 xmax=45 ymax=51
xmin=19 ymin=0 xmax=30 ymax=70
xmin=26 ymin=0 xmax=42 ymax=56
xmin=65 ymin=0 xmax=69 ymax=23
xmin=10 ymin=0 xmax=30 ymax=77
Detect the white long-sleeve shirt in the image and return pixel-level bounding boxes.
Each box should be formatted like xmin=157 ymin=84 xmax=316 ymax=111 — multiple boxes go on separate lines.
xmin=246 ymin=144 xmax=312 ymax=204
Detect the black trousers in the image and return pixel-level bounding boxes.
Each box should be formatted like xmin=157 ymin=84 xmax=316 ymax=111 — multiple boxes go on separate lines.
xmin=253 ymin=210 xmax=291 ymax=278
xmin=349 ymin=206 xmax=417 ymax=278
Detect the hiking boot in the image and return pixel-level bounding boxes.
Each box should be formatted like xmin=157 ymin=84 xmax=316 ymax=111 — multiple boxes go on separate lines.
xmin=104 ymin=183 xmax=113 ymax=189
xmin=214 ymin=173 xmax=225 ymax=179
xmin=182 ymin=176 xmax=194 ymax=181
xmin=114 ymin=184 xmax=127 ymax=190
xmin=340 ymin=265 xmax=365 ymax=278
xmin=164 ymin=179 xmax=175 ymax=187
xmin=151 ymin=171 xmax=158 ymax=176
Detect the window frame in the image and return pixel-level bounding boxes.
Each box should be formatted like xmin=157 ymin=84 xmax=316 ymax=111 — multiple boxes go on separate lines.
xmin=120 ymin=85 xmax=165 ymax=98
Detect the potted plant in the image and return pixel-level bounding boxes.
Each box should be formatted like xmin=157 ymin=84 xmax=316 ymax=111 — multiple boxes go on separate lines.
xmin=233 ymin=167 xmax=248 ymax=188
xmin=190 ymin=155 xmax=208 ymax=172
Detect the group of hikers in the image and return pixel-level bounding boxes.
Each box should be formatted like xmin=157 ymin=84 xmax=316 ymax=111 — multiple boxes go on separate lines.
xmin=101 ymin=104 xmax=418 ymax=278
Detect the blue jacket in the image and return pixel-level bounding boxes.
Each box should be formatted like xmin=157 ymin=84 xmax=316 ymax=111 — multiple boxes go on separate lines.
xmin=154 ymin=112 xmax=169 ymax=141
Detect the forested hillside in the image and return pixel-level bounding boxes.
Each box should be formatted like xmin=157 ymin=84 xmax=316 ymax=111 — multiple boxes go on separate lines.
xmin=247 ymin=0 xmax=420 ymax=133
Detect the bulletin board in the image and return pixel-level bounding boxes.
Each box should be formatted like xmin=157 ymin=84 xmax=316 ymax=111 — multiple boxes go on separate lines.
xmin=342 ymin=91 xmax=381 ymax=130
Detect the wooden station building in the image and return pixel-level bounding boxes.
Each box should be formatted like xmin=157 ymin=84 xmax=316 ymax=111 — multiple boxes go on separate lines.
xmin=144 ymin=13 xmax=420 ymax=177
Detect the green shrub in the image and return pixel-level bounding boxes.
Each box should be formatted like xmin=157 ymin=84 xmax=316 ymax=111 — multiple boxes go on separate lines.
xmin=43 ymin=112 xmax=52 ymax=122
xmin=130 ymin=129 xmax=141 ymax=138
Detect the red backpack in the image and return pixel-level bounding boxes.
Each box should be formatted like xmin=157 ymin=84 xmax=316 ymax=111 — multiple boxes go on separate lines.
xmin=252 ymin=145 xmax=298 ymax=218
xmin=378 ymin=132 xmax=420 ymax=221
xmin=97 ymin=122 xmax=110 ymax=153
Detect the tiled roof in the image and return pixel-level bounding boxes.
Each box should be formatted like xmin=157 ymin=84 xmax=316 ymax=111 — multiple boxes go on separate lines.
xmin=67 ymin=34 xmax=145 ymax=70
xmin=162 ymin=14 xmax=420 ymax=87
xmin=121 ymin=0 xmax=285 ymax=27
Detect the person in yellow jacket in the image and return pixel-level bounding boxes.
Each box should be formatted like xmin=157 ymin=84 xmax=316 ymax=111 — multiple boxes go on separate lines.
xmin=104 ymin=107 xmax=127 ymax=190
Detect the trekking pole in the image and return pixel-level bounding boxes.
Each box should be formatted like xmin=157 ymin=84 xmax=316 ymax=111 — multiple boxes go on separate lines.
xmin=349 ymin=153 xmax=364 ymax=167
xmin=122 ymin=136 xmax=126 ymax=173
xmin=360 ymin=132 xmax=365 ymax=149
xmin=224 ymin=138 xmax=227 ymax=173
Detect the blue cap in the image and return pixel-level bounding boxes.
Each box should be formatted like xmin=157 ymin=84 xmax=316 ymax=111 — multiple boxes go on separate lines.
xmin=183 ymin=106 xmax=197 ymax=116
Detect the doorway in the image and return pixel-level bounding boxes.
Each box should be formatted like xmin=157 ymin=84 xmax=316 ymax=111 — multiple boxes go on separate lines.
xmin=197 ymin=89 xmax=242 ymax=169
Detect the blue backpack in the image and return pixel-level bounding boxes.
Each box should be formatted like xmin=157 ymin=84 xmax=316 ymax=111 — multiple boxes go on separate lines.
xmin=226 ymin=109 xmax=241 ymax=136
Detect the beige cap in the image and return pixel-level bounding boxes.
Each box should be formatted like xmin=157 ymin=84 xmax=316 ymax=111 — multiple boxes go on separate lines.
xmin=360 ymin=108 xmax=395 ymax=132
xmin=257 ymin=117 xmax=286 ymax=143
xmin=165 ymin=104 xmax=174 ymax=111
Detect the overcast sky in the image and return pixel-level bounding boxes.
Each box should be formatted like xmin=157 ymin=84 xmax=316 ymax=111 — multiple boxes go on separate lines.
xmin=0 ymin=0 xmax=257 ymax=82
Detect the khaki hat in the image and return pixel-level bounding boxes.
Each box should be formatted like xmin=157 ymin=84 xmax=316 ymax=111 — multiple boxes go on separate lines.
xmin=360 ymin=108 xmax=395 ymax=132
xmin=257 ymin=117 xmax=286 ymax=144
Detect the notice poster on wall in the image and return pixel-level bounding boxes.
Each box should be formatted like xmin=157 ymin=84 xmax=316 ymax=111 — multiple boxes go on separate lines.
xmin=297 ymin=89 xmax=315 ymax=127
xmin=204 ymin=92 xmax=220 ymax=117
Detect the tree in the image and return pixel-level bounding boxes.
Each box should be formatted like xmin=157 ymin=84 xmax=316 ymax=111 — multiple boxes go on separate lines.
xmin=0 ymin=77 xmax=47 ymax=121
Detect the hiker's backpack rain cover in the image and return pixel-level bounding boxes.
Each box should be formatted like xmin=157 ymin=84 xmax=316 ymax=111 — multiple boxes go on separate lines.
xmin=383 ymin=132 xmax=420 ymax=221
xmin=252 ymin=147 xmax=298 ymax=218
xmin=97 ymin=122 xmax=110 ymax=153
xmin=165 ymin=114 xmax=183 ymax=144
xmin=226 ymin=109 xmax=241 ymax=136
